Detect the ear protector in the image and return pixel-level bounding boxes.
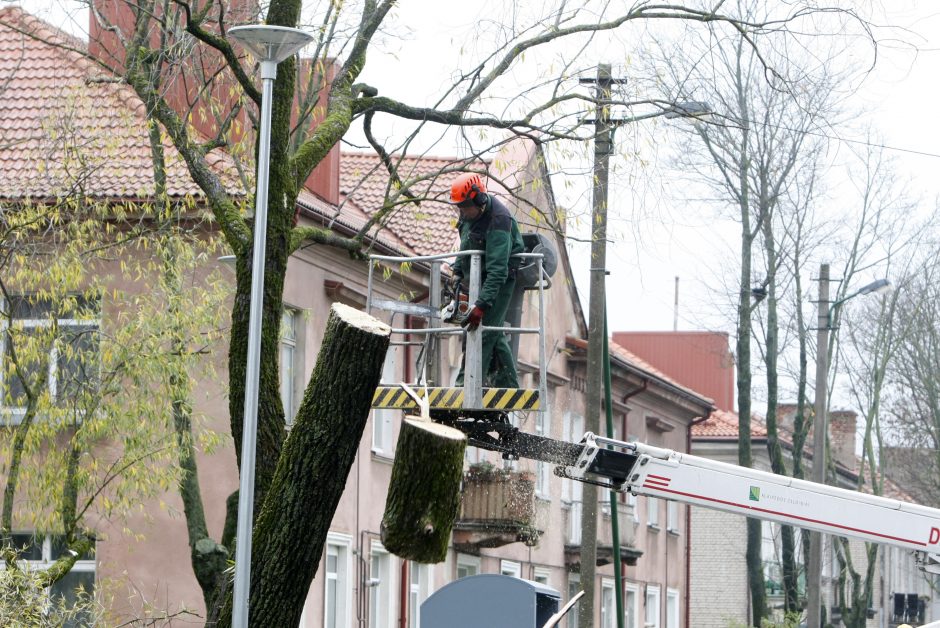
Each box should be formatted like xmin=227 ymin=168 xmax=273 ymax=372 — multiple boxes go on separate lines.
xmin=470 ymin=184 xmax=487 ymax=207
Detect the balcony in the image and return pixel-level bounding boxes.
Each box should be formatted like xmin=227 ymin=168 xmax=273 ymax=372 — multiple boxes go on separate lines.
xmin=564 ymin=500 xmax=642 ymax=568
xmin=453 ymin=463 xmax=542 ymax=550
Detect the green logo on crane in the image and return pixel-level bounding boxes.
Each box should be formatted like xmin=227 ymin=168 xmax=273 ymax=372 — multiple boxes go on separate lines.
xmin=749 ymin=486 xmax=761 ymax=502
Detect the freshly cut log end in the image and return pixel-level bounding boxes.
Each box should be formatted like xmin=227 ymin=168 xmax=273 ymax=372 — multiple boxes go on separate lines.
xmin=331 ymin=302 xmax=391 ymax=335
xmin=381 ymin=417 xmax=467 ymax=563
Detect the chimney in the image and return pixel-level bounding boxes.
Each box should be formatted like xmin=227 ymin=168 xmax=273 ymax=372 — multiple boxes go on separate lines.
xmin=829 ymin=410 xmax=858 ymax=472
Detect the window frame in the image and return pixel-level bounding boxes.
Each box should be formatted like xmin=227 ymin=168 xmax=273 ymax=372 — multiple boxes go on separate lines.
xmin=455 ymin=553 xmax=480 ymax=580
xmin=666 ymin=500 xmax=679 ymax=534
xmin=408 ymin=561 xmax=432 ymax=628
xmin=625 ymin=582 xmax=640 ymax=628
xmin=1 ymin=296 xmax=100 ymax=425
xmin=369 ymin=542 xmax=395 ymax=628
xmin=647 ymin=496 xmax=660 ymax=529
xmin=500 ymin=559 xmax=522 ymax=578
xmin=372 ymin=345 xmax=398 ymax=456
xmin=324 ymin=532 xmax=352 ymax=628
xmin=645 ymin=584 xmax=661 ymax=628
xmin=666 ymin=588 xmax=680 ymax=628
xmin=601 ymin=578 xmax=616 ymax=628
xmin=279 ymin=307 xmax=300 ymax=427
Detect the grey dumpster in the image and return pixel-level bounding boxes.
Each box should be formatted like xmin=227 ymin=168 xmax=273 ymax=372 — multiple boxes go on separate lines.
xmin=421 ymin=574 xmax=560 ymax=628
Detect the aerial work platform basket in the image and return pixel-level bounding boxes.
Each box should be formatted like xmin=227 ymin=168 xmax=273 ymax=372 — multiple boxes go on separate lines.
xmin=367 ymin=233 xmax=556 ymax=416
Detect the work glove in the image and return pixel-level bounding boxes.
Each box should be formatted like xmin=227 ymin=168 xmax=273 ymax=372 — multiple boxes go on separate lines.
xmin=463 ymin=305 xmax=485 ymax=331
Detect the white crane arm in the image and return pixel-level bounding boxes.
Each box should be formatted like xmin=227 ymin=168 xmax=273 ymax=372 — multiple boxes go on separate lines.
xmin=561 ymin=433 xmax=940 ymax=574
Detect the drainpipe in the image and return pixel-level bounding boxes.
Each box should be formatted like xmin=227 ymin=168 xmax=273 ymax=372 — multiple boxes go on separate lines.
xmin=685 ymin=412 xmax=713 ymax=628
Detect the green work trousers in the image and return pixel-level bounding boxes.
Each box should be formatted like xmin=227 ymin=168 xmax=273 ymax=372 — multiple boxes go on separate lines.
xmin=457 ymin=277 xmax=519 ymax=389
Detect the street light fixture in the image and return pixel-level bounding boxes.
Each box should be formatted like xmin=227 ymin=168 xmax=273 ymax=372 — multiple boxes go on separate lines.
xmin=226 ymin=23 xmax=314 ymax=628
xmin=806 ymin=266 xmax=891 ymax=628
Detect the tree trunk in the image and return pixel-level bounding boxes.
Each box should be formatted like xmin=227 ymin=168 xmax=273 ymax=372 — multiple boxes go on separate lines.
xmin=381 ymin=418 xmax=467 ymax=563
xmin=215 ymin=303 xmax=390 ymax=628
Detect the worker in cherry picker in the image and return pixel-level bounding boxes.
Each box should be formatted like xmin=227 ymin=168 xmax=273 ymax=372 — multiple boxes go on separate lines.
xmin=449 ymin=172 xmax=525 ymax=389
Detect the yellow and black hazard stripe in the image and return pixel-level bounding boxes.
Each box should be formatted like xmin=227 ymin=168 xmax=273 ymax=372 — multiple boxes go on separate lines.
xmin=371 ymin=386 xmax=540 ymax=411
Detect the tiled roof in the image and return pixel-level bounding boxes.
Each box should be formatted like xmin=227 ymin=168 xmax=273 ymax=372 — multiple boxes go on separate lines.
xmin=566 ymin=335 xmax=713 ymax=408
xmin=692 ymin=409 xmax=768 ymax=439
xmin=339 ymin=152 xmax=465 ymax=257
xmin=0 ymin=7 xmax=244 ymax=201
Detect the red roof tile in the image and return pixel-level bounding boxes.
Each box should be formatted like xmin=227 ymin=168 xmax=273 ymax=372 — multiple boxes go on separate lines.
xmin=693 ymin=409 xmax=768 ymax=439
xmin=0 ymin=7 xmax=244 ymax=201
xmin=339 ymin=152 xmax=467 ymax=257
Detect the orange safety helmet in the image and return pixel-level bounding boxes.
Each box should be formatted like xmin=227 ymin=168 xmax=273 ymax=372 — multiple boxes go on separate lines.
xmin=450 ymin=173 xmax=487 ymax=205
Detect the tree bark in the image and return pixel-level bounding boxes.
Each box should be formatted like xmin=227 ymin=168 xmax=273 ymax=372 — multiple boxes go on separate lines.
xmin=381 ymin=418 xmax=467 ymax=563
xmin=215 ymin=303 xmax=390 ymax=628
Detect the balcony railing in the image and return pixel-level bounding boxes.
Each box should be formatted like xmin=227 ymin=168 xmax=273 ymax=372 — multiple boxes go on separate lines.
xmin=453 ymin=464 xmax=541 ymax=550
xmin=564 ymin=499 xmax=641 ymax=568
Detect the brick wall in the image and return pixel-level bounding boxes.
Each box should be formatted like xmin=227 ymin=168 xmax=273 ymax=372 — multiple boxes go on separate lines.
xmin=689 ymin=506 xmax=750 ymax=627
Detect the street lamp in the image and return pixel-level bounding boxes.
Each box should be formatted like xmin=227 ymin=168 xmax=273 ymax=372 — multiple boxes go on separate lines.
xmin=226 ymin=24 xmax=314 ymax=628
xmin=806 ymin=265 xmax=891 ymax=628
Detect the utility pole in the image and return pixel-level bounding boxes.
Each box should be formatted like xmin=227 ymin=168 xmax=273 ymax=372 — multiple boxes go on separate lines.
xmin=579 ymin=62 xmax=614 ymax=628
xmin=807 ymin=262 xmax=830 ymax=628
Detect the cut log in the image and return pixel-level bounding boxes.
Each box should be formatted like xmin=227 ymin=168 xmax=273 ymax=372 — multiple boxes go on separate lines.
xmin=381 ymin=417 xmax=467 ymax=563
xmin=217 ymin=303 xmax=390 ymax=628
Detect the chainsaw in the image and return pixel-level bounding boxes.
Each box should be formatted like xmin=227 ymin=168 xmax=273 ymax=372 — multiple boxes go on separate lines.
xmin=440 ymin=280 xmax=471 ymax=325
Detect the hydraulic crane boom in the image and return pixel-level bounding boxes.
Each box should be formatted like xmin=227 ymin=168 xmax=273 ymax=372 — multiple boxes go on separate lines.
xmin=455 ymin=423 xmax=940 ymax=576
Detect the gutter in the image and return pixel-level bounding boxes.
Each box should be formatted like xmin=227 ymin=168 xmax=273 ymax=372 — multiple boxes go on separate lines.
xmin=685 ymin=412 xmax=715 ymax=628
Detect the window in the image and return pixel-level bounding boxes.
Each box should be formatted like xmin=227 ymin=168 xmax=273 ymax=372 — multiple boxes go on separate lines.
xmin=601 ymin=579 xmax=615 ymax=628
xmin=567 ymin=575 xmax=581 ymax=628
xmin=563 ymin=412 xmax=583 ymax=544
xmin=535 ymin=410 xmax=551 ymax=498
xmin=625 ymin=583 xmax=639 ymax=628
xmin=8 ymin=533 xmax=96 ymax=627
xmin=372 ymin=347 xmax=398 ymax=455
xmin=280 ymin=308 xmax=299 ymax=426
xmin=500 ymin=560 xmax=521 ymax=578
xmin=666 ymin=588 xmax=680 ymax=628
xmin=628 ymin=492 xmax=639 ymax=522
xmin=369 ymin=543 xmax=395 ymax=628
xmin=1 ymin=295 xmax=99 ymax=423
xmin=408 ymin=562 xmax=432 ymax=628
xmin=324 ymin=534 xmax=351 ymax=628
xmin=533 ymin=567 xmax=551 ymax=586
xmin=456 ymin=554 xmax=480 ymax=580
xmin=666 ymin=500 xmax=679 ymax=533
xmin=647 ymin=497 xmax=660 ymax=528
xmin=645 ymin=584 xmax=661 ymax=628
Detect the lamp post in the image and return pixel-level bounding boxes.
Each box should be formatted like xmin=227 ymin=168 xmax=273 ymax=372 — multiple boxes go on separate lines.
xmin=806 ymin=264 xmax=891 ymax=628
xmin=226 ymin=24 xmax=314 ymax=628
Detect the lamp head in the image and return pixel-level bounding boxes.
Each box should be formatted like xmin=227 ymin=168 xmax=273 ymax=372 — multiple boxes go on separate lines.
xmin=228 ymin=25 xmax=314 ymax=64
xmin=858 ymin=278 xmax=891 ymax=295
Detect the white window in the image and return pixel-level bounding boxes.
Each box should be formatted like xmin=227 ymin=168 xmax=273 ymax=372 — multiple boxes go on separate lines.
xmin=645 ymin=584 xmax=661 ymax=628
xmin=666 ymin=500 xmax=679 ymax=533
xmin=625 ymin=583 xmax=639 ymax=628
xmin=7 ymin=533 xmax=96 ymax=623
xmin=601 ymin=579 xmax=616 ymax=628
xmin=563 ymin=412 xmax=583 ymax=544
xmin=1 ymin=295 xmax=99 ymax=423
xmin=280 ymin=308 xmax=299 ymax=426
xmin=628 ymin=492 xmax=639 ymax=522
xmin=500 ymin=559 xmax=521 ymax=578
xmin=372 ymin=346 xmax=400 ymax=458
xmin=456 ymin=554 xmax=480 ymax=580
xmin=372 ymin=347 xmax=398 ymax=455
xmin=408 ymin=562 xmax=432 ymax=628
xmin=535 ymin=410 xmax=551 ymax=498
xmin=533 ymin=567 xmax=551 ymax=586
xmin=324 ymin=534 xmax=352 ymax=628
xmin=666 ymin=588 xmax=680 ymax=628
xmin=567 ymin=575 xmax=581 ymax=628
xmin=369 ymin=543 xmax=395 ymax=628
xmin=647 ymin=496 xmax=660 ymax=528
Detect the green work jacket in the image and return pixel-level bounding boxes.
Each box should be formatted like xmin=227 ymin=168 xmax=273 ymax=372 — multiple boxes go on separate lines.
xmin=453 ymin=195 xmax=525 ymax=310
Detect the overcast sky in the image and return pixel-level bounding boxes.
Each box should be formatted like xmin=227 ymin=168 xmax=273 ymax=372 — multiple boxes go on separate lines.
xmin=16 ymin=0 xmax=940 ymax=338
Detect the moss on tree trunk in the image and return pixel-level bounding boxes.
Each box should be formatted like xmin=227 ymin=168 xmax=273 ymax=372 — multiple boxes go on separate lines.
xmin=381 ymin=418 xmax=466 ymax=563
xmin=216 ymin=303 xmax=390 ymax=628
